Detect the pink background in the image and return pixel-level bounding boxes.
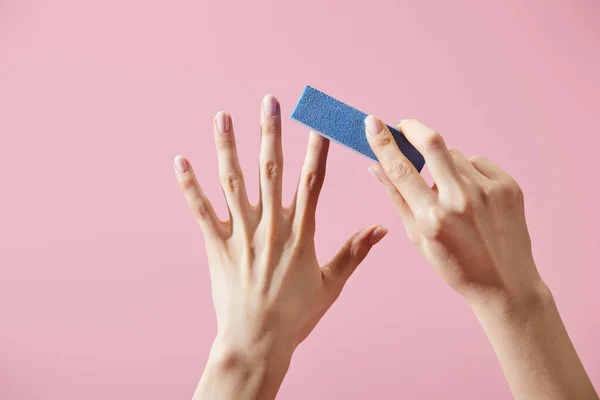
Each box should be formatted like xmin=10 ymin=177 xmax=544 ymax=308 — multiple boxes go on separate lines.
xmin=1 ymin=0 xmax=599 ymax=398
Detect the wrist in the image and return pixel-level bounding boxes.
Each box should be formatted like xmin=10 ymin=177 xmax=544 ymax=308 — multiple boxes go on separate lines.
xmin=195 ymin=336 xmax=294 ymax=400
xmin=208 ymin=333 xmax=294 ymax=374
xmin=470 ymin=278 xmax=554 ymax=324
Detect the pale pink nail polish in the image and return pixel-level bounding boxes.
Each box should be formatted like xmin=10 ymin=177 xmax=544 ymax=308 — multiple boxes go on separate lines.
xmin=369 ymin=226 xmax=388 ymax=245
xmin=365 ymin=115 xmax=383 ymax=136
xmin=263 ymin=94 xmax=278 ymax=116
xmin=174 ymin=155 xmax=188 ymax=174
xmin=216 ymin=112 xmax=230 ymax=134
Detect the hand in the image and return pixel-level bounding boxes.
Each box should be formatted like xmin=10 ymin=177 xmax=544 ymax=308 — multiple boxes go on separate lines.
xmin=365 ymin=117 xmax=598 ymax=400
xmin=364 ymin=116 xmax=546 ymax=313
xmin=175 ymin=95 xmax=387 ymax=400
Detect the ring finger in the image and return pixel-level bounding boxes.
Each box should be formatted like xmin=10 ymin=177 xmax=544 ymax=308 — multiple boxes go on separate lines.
xmin=213 ymin=111 xmax=250 ymax=225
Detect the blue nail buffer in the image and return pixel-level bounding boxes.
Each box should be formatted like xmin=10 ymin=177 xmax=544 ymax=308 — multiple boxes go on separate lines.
xmin=290 ymin=85 xmax=425 ymax=172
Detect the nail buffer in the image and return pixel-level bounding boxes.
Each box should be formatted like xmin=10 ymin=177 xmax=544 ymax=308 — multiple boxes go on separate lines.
xmin=290 ymin=85 xmax=425 ymax=172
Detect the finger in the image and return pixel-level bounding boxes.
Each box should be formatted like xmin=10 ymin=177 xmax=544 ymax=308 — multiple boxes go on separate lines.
xmin=174 ymin=155 xmax=222 ymax=237
xmin=448 ymin=148 xmax=483 ymax=180
xmin=365 ymin=115 xmax=435 ymax=214
xmin=322 ymin=225 xmax=387 ymax=287
xmin=259 ymin=94 xmax=283 ymax=215
xmin=367 ymin=163 xmax=416 ymax=227
xmin=446 ymin=150 xmax=493 ymax=208
xmin=469 ymin=155 xmax=505 ymax=180
xmin=294 ymin=132 xmax=330 ymax=231
xmin=213 ymin=111 xmax=250 ymax=223
xmin=396 ymin=119 xmax=461 ymax=194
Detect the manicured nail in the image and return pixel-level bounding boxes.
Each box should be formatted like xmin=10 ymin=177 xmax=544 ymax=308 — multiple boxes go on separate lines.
xmin=369 ymin=226 xmax=388 ymax=245
xmin=174 ymin=155 xmax=188 ymax=174
xmin=368 ymin=166 xmax=383 ymax=183
xmin=365 ymin=115 xmax=382 ymax=136
xmin=216 ymin=112 xmax=230 ymax=134
xmin=263 ymin=94 xmax=278 ymax=116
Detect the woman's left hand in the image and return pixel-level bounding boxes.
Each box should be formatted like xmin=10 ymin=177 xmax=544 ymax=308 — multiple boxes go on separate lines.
xmin=175 ymin=95 xmax=387 ymax=400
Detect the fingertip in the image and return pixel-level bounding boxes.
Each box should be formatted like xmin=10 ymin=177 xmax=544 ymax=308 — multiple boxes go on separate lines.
xmin=396 ymin=118 xmax=419 ymax=127
xmin=262 ymin=94 xmax=279 ymax=116
xmin=174 ymin=155 xmax=188 ymax=175
xmin=307 ymin=131 xmax=330 ymax=151
xmin=309 ymin=130 xmax=324 ymax=140
xmin=367 ymin=163 xmax=383 ymax=182
xmin=364 ymin=115 xmax=383 ymax=136
xmin=368 ymin=225 xmax=388 ymax=245
xmin=367 ymin=164 xmax=377 ymax=176
xmin=214 ymin=111 xmax=232 ymax=134
xmin=214 ymin=110 xmax=228 ymax=119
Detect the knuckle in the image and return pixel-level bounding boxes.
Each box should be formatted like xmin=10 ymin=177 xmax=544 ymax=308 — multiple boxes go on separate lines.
xmin=442 ymin=184 xmax=477 ymax=216
xmin=386 ymin=159 xmax=413 ymax=182
xmin=262 ymin=119 xmax=279 ymax=135
xmin=421 ymin=131 xmax=445 ymax=152
xmin=475 ymin=184 xmax=492 ymax=206
xmin=304 ymin=171 xmax=322 ymax=190
xmin=417 ymin=207 xmax=447 ymax=240
xmin=222 ymin=173 xmax=241 ymax=192
xmin=482 ymin=184 xmax=493 ymax=199
xmin=191 ymin=200 xmax=210 ymax=220
xmin=262 ymin=159 xmax=281 ymax=181
xmin=514 ymin=183 xmax=524 ymax=201
xmin=453 ymin=194 xmax=474 ymax=215
xmin=446 ymin=184 xmax=475 ymax=215
xmin=215 ymin=137 xmax=235 ymax=150
xmin=179 ymin=176 xmax=196 ymax=191
xmin=501 ymin=179 xmax=524 ymax=201
xmin=373 ymin=134 xmax=393 ymax=151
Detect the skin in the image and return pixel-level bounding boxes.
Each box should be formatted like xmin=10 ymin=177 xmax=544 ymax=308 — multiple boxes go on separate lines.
xmin=364 ymin=115 xmax=598 ymax=400
xmin=175 ymin=96 xmax=598 ymax=400
xmin=174 ymin=95 xmax=387 ymax=400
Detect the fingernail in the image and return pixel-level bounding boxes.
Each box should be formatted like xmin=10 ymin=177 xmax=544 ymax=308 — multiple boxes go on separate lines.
xmin=368 ymin=166 xmax=383 ymax=183
xmin=369 ymin=226 xmax=388 ymax=245
xmin=263 ymin=94 xmax=278 ymax=116
xmin=216 ymin=112 xmax=230 ymax=134
xmin=174 ymin=155 xmax=188 ymax=174
xmin=365 ymin=115 xmax=382 ymax=136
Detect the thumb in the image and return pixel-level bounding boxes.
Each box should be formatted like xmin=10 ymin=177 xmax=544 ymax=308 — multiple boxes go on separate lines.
xmin=322 ymin=225 xmax=388 ymax=285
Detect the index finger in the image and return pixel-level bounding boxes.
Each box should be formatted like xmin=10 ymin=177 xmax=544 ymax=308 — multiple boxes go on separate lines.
xmin=365 ymin=115 xmax=435 ymax=213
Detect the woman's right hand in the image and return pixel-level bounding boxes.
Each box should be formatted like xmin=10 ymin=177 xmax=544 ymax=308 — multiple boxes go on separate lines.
xmin=364 ymin=116 xmax=599 ymax=400
xmin=364 ymin=116 xmax=547 ymax=314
